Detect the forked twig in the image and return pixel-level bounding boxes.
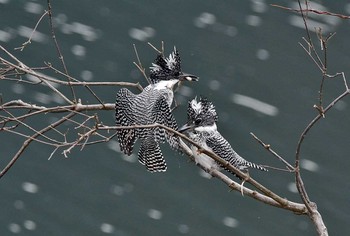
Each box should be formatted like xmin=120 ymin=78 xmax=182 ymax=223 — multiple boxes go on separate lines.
xmin=15 ymin=10 xmax=49 ymax=51
xmin=0 ymin=46 xmax=74 ymax=104
xmin=250 ymin=132 xmax=295 ymax=171
xmin=133 ymin=44 xmax=150 ymax=84
xmin=0 ymin=112 xmax=76 ymax=178
xmin=147 ymin=41 xmax=163 ymax=55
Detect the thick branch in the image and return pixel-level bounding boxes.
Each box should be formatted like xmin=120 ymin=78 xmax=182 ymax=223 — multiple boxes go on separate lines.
xmin=98 ymin=124 xmax=306 ymax=214
xmin=179 ymin=139 xmax=306 ymax=213
xmin=295 ymin=89 xmax=350 ymax=232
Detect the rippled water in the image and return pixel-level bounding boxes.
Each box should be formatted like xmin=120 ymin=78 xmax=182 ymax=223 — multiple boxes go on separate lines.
xmin=1 ymin=1 xmax=350 ymax=235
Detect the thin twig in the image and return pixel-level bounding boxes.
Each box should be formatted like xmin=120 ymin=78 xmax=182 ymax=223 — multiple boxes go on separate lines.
xmin=15 ymin=10 xmax=49 ymax=51
xmin=0 ymin=112 xmax=76 ymax=178
xmin=62 ymin=128 xmax=96 ymax=157
xmin=0 ymin=102 xmax=115 ymax=128
xmin=293 ymin=2 xmax=343 ymax=234
xmin=2 ymin=108 xmax=63 ymax=144
xmin=296 ymin=1 xmax=325 ymax=74
xmin=0 ymin=46 xmax=73 ymax=104
xmin=250 ymin=132 xmax=295 ymax=171
xmin=45 ymin=62 xmax=106 ymax=104
xmin=271 ymin=4 xmax=350 ymax=19
xmin=47 ymin=0 xmax=76 ymax=103
xmin=133 ymin=44 xmax=149 ymax=84
xmin=147 ymin=42 xmax=162 ymax=55
xmin=48 ymin=146 xmax=59 ymax=160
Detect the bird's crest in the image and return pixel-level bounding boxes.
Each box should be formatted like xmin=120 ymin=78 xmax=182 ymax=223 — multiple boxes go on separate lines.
xmin=150 ymin=47 xmax=181 ymax=84
xmin=188 ymin=97 xmax=218 ymax=123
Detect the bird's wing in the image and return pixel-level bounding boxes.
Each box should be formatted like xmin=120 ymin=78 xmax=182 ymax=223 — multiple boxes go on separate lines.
xmin=206 ymin=133 xmax=267 ymax=172
xmin=205 ymin=133 xmax=251 ymax=170
xmin=152 ymin=96 xmax=180 ymax=150
xmin=115 ymin=88 xmax=137 ymax=155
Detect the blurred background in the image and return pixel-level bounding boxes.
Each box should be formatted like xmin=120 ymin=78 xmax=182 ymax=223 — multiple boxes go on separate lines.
xmin=1 ymin=0 xmax=350 ymax=235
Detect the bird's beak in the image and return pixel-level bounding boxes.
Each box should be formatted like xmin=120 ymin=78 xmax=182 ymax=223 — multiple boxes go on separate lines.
xmin=179 ymin=73 xmax=199 ymax=82
xmin=178 ymin=123 xmax=194 ymax=133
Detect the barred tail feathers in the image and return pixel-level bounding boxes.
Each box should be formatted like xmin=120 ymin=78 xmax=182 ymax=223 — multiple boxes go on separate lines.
xmin=244 ymin=161 xmax=268 ymax=172
xmin=138 ymin=138 xmax=167 ymax=172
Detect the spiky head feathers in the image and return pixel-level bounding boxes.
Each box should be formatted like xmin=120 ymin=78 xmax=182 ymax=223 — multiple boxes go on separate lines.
xmin=149 ymin=47 xmax=182 ymax=84
xmin=187 ymin=97 xmax=218 ymax=127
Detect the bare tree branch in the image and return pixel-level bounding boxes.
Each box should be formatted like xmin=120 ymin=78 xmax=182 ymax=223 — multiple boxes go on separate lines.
xmin=46 ymin=0 xmax=76 ymax=103
xmin=97 ymin=124 xmax=303 ymax=211
xmin=2 ymin=1 xmax=349 ymax=235
xmin=133 ymin=44 xmax=149 ymax=84
xmin=14 ymin=10 xmax=49 ymax=51
xmin=250 ymin=132 xmax=295 ymax=171
xmin=271 ymin=4 xmax=350 ymax=19
xmin=0 ymin=112 xmax=75 ymax=178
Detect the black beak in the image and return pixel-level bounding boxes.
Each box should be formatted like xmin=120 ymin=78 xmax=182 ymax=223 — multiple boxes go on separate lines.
xmin=179 ymin=73 xmax=199 ymax=82
xmin=178 ymin=123 xmax=194 ymax=133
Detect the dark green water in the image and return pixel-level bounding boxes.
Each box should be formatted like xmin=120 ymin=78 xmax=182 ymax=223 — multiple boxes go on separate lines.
xmin=1 ymin=0 xmax=350 ymax=235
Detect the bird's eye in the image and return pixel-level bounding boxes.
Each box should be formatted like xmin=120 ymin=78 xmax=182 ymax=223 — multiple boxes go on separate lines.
xmin=195 ymin=118 xmax=202 ymax=125
xmin=174 ymin=71 xmax=180 ymax=76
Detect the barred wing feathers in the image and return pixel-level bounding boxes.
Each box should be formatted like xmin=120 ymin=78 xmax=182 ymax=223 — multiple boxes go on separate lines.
xmin=115 ymin=88 xmax=137 ymax=155
xmin=205 ymin=132 xmax=267 ymax=172
xmin=152 ymin=96 xmax=180 ymax=151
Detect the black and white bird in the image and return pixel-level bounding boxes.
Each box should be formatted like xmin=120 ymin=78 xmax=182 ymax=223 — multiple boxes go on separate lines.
xmin=179 ymin=97 xmax=267 ymax=174
xmin=115 ymin=47 xmax=198 ymax=172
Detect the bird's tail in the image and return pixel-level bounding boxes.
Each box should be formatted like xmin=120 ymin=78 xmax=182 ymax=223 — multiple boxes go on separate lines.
xmin=245 ymin=161 xmax=268 ymax=172
xmin=138 ymin=138 xmax=167 ymax=172
xmin=230 ymin=151 xmax=268 ymax=172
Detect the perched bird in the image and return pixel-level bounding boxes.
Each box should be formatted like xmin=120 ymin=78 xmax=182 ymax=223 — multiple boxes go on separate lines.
xmin=179 ymin=97 xmax=267 ymax=174
xmin=115 ymin=47 xmax=198 ymax=172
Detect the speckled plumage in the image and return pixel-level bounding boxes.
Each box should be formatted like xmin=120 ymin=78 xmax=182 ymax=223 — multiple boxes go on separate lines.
xmin=115 ymin=47 xmax=198 ymax=172
xmin=180 ymin=97 xmax=267 ymax=173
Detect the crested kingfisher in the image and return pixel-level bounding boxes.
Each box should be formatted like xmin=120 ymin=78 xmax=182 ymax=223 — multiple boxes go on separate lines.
xmin=115 ymin=47 xmax=198 ymax=172
xmin=179 ymin=97 xmax=267 ymax=174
